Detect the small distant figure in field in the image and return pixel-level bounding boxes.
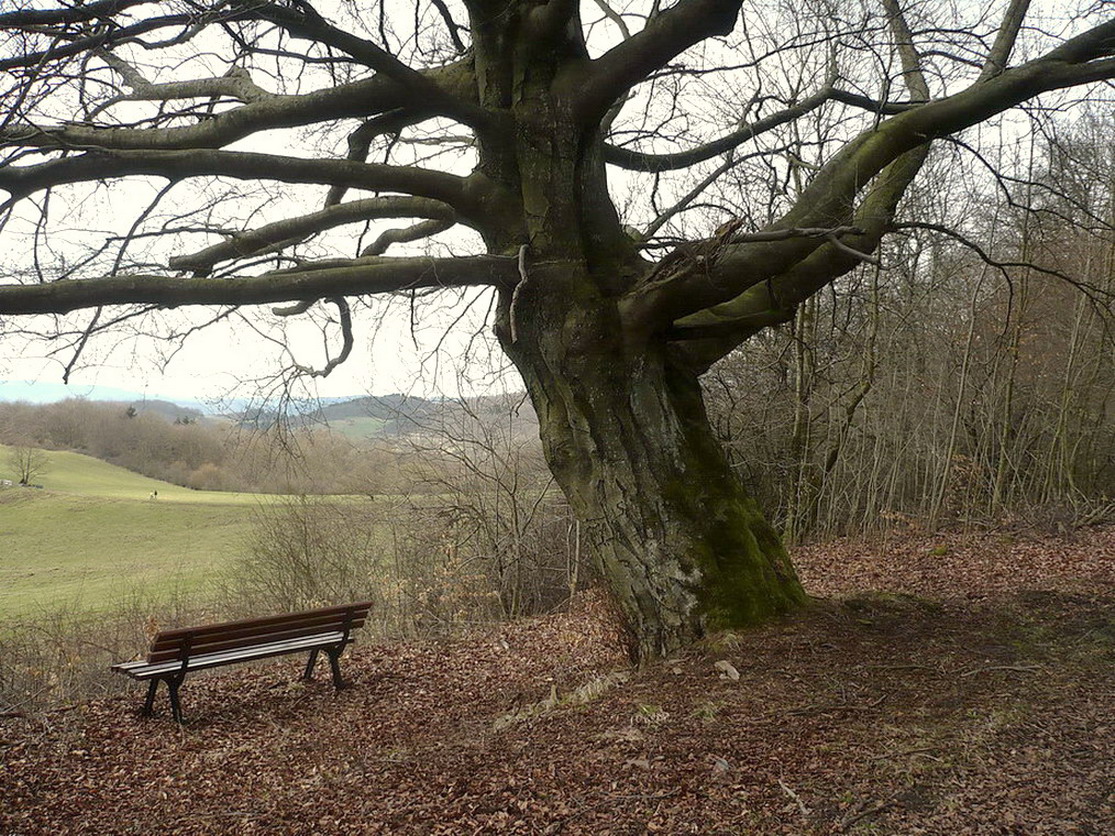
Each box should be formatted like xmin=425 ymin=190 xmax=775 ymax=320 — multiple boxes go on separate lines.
xmin=149 ymin=490 xmax=158 ymax=500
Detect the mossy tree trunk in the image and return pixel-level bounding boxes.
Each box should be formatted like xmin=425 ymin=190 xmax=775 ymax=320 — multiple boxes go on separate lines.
xmin=495 ymin=256 xmax=807 ymax=657
xmin=466 ymin=12 xmax=807 ymax=658
xmin=511 ymin=317 xmax=806 ymax=658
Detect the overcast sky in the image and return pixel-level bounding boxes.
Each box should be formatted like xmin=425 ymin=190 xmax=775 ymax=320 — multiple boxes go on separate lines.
xmin=2 ymin=287 xmax=516 ymax=404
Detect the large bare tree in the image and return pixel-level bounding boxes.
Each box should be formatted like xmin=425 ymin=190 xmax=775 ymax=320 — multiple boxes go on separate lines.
xmin=1 ymin=0 xmax=1113 ymax=657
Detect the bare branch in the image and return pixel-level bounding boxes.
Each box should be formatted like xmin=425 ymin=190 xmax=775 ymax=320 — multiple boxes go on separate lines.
xmin=979 ymin=0 xmax=1033 ymax=81
xmin=0 ymin=9 xmax=221 ymax=72
xmin=828 ymin=89 xmax=922 ymax=114
xmin=625 ymin=16 xmax=1115 ymax=330
xmin=0 ymin=62 xmax=473 ymax=151
xmin=605 ymin=89 xmax=832 ymax=172
xmin=0 ymin=149 xmax=478 ymax=221
xmin=360 ymin=218 xmax=457 ymax=256
xmin=0 ymin=256 xmax=519 ymax=316
xmin=880 ymin=0 xmax=931 ymax=101
xmin=894 ymin=221 xmax=1115 ymax=300
xmin=639 ymin=146 xmax=794 ymax=239
xmin=92 ymin=52 xmax=269 ymax=113
xmin=0 ymin=0 xmax=157 ymax=28
xmin=571 ymin=0 xmax=743 ymax=124
xmin=169 ymin=197 xmax=457 ymax=274
xmin=283 ymin=297 xmax=355 ymax=378
xmin=324 ymin=109 xmax=439 ymax=206
xmin=233 ymin=0 xmax=487 ymax=127
xmin=429 ymin=0 xmax=469 ymax=54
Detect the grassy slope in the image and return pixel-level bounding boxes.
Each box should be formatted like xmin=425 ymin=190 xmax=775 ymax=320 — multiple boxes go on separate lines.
xmin=323 ymin=416 xmax=387 ymax=443
xmin=0 ymin=445 xmax=274 ymax=619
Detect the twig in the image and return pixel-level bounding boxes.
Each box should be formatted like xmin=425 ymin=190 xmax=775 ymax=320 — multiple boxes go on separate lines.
xmin=869 ymin=746 xmax=942 ymax=762
xmin=778 ymin=778 xmax=810 ymax=816
xmin=835 ymin=799 xmax=894 ymax=832
xmin=959 ymin=663 xmax=1042 ymax=677
xmin=546 ymin=789 xmax=681 ymax=834
xmin=509 ymin=244 xmax=529 ymax=344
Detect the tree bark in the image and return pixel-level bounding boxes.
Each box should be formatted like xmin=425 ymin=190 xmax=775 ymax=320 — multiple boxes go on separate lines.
xmin=500 ymin=267 xmax=806 ymax=660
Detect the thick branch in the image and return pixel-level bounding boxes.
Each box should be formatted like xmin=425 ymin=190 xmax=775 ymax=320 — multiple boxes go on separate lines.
xmin=325 ymin=109 xmax=438 ymax=206
xmin=93 ymin=53 xmax=269 ymax=111
xmin=169 ymin=197 xmax=457 ymax=275
xmin=361 ymin=218 xmax=457 ymax=256
xmin=979 ymin=0 xmax=1032 ymax=81
xmin=571 ymin=0 xmax=743 ymax=124
xmin=234 ymin=0 xmax=487 ymax=127
xmin=880 ymin=0 xmax=931 ymax=102
xmin=0 ymin=149 xmax=477 ymax=220
xmin=0 ymin=256 xmax=518 ymax=316
xmin=0 ymin=0 xmax=156 ymax=27
xmin=0 ymin=61 xmax=473 ymax=151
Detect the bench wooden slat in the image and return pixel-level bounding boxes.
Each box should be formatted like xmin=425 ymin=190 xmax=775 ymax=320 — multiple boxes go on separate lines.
xmin=146 ymin=616 xmax=368 ymax=663
xmin=151 ymin=601 xmax=372 ymax=643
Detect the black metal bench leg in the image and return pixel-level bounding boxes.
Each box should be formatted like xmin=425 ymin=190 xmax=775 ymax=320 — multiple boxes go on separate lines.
xmin=326 ymin=647 xmax=345 ymax=690
xmin=142 ymin=679 xmax=159 ymax=717
xmin=303 ymin=648 xmax=320 ymax=681
xmin=167 ymin=674 xmax=185 ymax=724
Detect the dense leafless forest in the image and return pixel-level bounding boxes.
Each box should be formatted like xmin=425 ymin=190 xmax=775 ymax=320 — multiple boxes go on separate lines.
xmin=710 ymin=112 xmax=1115 ymax=539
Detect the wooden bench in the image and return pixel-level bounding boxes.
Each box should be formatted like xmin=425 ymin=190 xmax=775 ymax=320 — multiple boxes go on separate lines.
xmin=111 ymin=601 xmax=372 ymax=723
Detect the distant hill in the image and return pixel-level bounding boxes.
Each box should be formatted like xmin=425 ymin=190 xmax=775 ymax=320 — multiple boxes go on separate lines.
xmin=318 ymin=393 xmax=538 ymax=440
xmin=2 ymin=379 xmax=540 ymax=442
xmin=127 ymin=398 xmax=207 ymax=425
xmin=233 ymin=392 xmax=539 ymax=442
xmin=0 ymin=379 xmax=215 ymax=414
xmin=318 ymin=394 xmax=441 ymax=431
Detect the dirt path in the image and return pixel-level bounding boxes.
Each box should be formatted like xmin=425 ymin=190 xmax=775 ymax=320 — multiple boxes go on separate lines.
xmin=3 ymin=528 xmax=1114 ymax=834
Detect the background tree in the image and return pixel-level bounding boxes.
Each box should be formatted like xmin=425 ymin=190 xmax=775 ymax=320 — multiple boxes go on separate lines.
xmin=1 ymin=0 xmax=1114 ymax=658
xmin=7 ymin=445 xmax=49 ymax=486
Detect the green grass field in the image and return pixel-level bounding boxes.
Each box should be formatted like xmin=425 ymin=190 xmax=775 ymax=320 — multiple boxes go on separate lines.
xmin=0 ymin=445 xmax=277 ymax=620
xmin=325 ymin=415 xmax=388 ymax=443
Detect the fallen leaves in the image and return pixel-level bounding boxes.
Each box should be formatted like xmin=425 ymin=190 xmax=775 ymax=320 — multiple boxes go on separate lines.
xmin=2 ymin=529 xmax=1114 ymax=834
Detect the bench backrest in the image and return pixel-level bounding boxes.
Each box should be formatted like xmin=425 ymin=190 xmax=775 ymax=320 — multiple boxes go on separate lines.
xmin=146 ymin=601 xmax=373 ymax=664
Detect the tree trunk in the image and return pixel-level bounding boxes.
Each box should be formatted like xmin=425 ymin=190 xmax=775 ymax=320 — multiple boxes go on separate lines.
xmin=500 ymin=267 xmax=806 ymax=660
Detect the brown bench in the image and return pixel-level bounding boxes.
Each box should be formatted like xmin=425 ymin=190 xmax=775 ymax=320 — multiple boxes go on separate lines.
xmin=111 ymin=601 xmax=372 ymax=723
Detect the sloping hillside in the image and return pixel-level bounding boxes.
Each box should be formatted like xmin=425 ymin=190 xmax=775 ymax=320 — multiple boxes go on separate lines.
xmin=0 ymin=445 xmax=272 ymax=617
xmin=0 ymin=444 xmax=264 ymax=504
xmin=3 ymin=530 xmax=1114 ymax=834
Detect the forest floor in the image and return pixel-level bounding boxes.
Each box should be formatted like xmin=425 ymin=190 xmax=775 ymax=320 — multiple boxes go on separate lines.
xmin=3 ymin=527 xmax=1115 ymax=835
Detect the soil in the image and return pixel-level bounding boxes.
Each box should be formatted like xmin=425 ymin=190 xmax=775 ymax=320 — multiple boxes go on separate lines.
xmin=3 ymin=527 xmax=1114 ymax=834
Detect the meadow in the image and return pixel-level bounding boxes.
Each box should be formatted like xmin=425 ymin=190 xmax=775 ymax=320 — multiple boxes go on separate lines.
xmin=0 ymin=444 xmax=275 ymax=619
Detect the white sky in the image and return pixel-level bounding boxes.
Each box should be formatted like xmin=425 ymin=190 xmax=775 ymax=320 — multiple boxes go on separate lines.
xmin=1 ymin=289 xmax=515 ymax=404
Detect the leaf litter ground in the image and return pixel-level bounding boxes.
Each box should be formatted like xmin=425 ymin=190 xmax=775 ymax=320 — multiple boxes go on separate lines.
xmin=3 ymin=527 xmax=1115 ymax=834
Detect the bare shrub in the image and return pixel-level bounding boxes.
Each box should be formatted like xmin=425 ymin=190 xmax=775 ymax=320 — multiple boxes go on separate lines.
xmin=222 ymin=496 xmax=385 ymax=615
xmin=401 ymin=396 xmax=595 ymax=624
xmin=0 ymin=590 xmax=218 ymax=715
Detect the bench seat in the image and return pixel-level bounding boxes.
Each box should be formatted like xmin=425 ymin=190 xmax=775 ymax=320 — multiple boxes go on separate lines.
xmin=112 ymin=631 xmax=351 ymax=679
